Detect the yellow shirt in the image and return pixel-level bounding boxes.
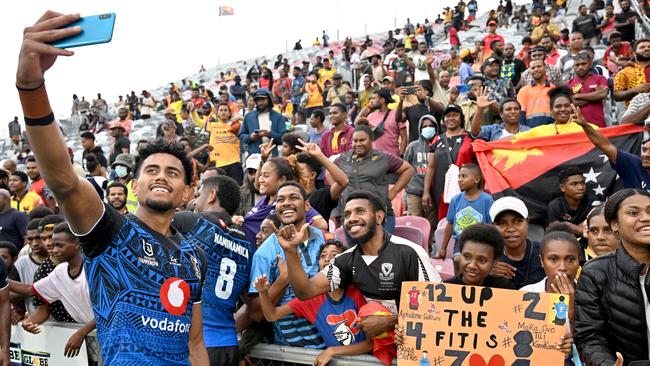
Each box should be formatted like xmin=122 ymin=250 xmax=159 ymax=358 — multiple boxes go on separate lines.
xmin=388 ymin=94 xmax=401 ymax=110
xmin=531 ymin=24 xmax=560 ymax=41
xmin=126 ymin=179 xmax=138 ymax=213
xmin=169 ymin=100 xmax=184 ymax=123
xmin=11 ymin=191 xmax=42 ymax=213
xmin=305 ymin=83 xmax=324 ymax=108
xmin=206 ymin=119 xmax=241 ymax=167
xmin=274 ymin=103 xmax=294 ymax=119
xmin=514 ymin=122 xmax=598 ymax=139
xmin=318 ymin=68 xmax=337 ymax=86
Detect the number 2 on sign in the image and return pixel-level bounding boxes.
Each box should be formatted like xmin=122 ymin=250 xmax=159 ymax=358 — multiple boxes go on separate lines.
xmin=215 ymin=257 xmax=237 ymax=299
xmin=522 ymin=292 xmax=546 ymax=321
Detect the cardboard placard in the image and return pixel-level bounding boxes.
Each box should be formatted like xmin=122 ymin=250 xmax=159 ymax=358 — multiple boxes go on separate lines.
xmin=397 ymin=281 xmax=566 ymax=366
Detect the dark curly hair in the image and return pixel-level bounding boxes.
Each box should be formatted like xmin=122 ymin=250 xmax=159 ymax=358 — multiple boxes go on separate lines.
xmin=134 ymin=140 xmax=194 ymax=185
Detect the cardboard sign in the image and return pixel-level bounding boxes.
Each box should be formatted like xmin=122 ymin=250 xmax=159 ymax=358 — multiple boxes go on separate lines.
xmin=397 ymin=281 xmax=566 ymax=366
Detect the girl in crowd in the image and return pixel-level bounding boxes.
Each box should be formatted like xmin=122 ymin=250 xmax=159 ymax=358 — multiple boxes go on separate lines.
xmin=422 ymin=104 xmax=476 ymax=222
xmin=583 ymin=205 xmax=620 ymax=262
xmin=575 ymin=189 xmax=650 ymax=365
xmin=444 ymin=223 xmax=516 ymax=289
xmin=242 ymin=142 xmax=327 ymax=245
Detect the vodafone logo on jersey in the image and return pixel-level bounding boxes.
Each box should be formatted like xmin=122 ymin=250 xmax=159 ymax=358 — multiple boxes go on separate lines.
xmin=160 ymin=277 xmax=190 ymax=316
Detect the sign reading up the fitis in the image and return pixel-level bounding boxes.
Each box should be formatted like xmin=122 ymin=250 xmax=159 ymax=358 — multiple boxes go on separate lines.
xmin=397 ymin=282 xmax=567 ymax=366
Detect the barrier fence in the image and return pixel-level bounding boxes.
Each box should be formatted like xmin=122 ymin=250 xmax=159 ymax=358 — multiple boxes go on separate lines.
xmin=9 ymin=322 xmax=388 ymax=366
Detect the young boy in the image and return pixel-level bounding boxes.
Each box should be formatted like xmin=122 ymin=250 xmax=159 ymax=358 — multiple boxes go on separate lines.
xmin=547 ymin=167 xmax=595 ymax=236
xmin=490 ymin=197 xmax=546 ymax=289
xmin=436 ymin=164 xmax=493 ymax=265
xmin=254 ymin=240 xmax=372 ymax=364
xmin=444 ymin=223 xmax=516 ymax=289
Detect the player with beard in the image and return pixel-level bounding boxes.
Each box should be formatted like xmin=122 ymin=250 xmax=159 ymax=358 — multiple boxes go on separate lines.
xmin=173 ymin=176 xmax=253 ymax=366
xmin=276 ymin=190 xmax=439 ymax=339
xmin=15 ymin=12 xmax=209 ymax=365
xmin=106 ymin=181 xmax=128 ymax=214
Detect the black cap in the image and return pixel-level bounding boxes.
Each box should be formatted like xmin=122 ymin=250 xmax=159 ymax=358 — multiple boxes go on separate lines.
xmin=443 ymin=104 xmax=463 ymax=116
xmin=418 ymin=80 xmax=433 ymax=94
xmin=485 ymin=56 xmax=502 ymax=66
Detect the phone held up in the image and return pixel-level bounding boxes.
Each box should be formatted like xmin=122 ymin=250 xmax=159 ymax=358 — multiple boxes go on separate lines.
xmin=50 ymin=13 xmax=116 ymax=49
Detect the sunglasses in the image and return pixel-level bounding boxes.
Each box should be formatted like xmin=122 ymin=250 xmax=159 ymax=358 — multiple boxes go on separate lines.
xmin=38 ymin=223 xmax=55 ymax=233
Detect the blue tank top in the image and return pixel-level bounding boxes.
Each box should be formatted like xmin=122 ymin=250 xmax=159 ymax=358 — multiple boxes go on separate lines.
xmin=80 ymin=204 xmax=205 ymax=365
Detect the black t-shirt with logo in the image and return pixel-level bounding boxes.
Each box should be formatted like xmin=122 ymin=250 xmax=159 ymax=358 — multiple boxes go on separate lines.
xmin=323 ymin=233 xmax=438 ymax=312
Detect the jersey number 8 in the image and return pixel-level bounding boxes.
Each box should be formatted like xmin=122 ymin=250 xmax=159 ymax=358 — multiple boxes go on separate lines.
xmin=215 ymin=258 xmax=237 ymax=299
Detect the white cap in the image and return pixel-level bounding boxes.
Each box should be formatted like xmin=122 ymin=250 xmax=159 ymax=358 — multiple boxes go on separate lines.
xmin=489 ymin=196 xmax=529 ymax=222
xmin=244 ymin=154 xmax=262 ymax=171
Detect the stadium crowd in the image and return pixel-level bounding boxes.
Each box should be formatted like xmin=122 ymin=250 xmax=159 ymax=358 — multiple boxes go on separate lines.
xmin=3 ymin=0 xmax=650 ymax=365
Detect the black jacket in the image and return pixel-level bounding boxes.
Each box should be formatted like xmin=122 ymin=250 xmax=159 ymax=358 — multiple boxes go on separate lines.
xmin=575 ymin=245 xmax=649 ymax=366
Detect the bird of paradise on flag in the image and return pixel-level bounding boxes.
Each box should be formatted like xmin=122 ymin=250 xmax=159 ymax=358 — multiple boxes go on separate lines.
xmin=218 ymin=6 xmax=234 ymax=16
xmin=473 ymin=124 xmax=643 ymax=223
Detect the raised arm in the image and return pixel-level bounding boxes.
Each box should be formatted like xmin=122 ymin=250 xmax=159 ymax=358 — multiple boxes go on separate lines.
xmin=253 ymin=275 xmax=294 ymax=322
xmin=573 ymin=105 xmax=617 ymax=163
xmin=17 ymin=12 xmax=103 ymax=234
xmin=296 ymin=139 xmax=349 ymax=200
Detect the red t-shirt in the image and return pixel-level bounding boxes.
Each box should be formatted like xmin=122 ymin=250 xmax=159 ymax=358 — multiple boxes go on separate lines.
xmin=29 ymin=178 xmax=47 ymax=205
xmin=568 ymin=73 xmax=608 ymax=127
xmin=449 ymin=27 xmax=460 ymax=46
xmin=483 ymin=33 xmax=504 ymax=52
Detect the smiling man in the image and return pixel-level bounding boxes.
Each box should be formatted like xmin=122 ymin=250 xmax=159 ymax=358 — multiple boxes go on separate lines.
xmin=248 ymin=181 xmax=326 ymax=348
xmin=15 ymin=12 xmax=208 ymax=365
xmin=276 ymin=190 xmax=439 ymax=339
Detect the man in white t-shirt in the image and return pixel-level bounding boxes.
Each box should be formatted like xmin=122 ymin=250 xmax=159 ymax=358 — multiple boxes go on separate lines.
xmin=10 ymin=223 xmax=95 ymax=358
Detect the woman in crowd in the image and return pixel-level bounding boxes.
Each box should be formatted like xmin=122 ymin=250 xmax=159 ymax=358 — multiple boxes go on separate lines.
xmin=242 ymin=142 xmax=328 ymax=245
xmin=583 ymin=205 xmax=620 ymax=262
xmin=515 ymin=86 xmax=599 ymax=139
xmin=575 ymin=189 xmax=650 ymax=365
xmin=422 ymin=104 xmax=476 ymax=221
xmin=520 ymin=224 xmax=581 ymax=364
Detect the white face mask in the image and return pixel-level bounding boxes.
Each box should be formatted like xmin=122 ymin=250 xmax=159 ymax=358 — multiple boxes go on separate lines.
xmin=114 ymin=165 xmax=129 ymax=178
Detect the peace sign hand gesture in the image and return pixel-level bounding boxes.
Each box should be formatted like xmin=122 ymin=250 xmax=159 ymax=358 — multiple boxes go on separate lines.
xmin=296 ymin=138 xmax=324 ymax=159
xmin=260 ymin=141 xmax=276 ymax=162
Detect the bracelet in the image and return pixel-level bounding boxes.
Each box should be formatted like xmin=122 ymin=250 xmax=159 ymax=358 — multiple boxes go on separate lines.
xmin=16 ymin=80 xmax=45 ymax=92
xmin=24 ymin=112 xmax=55 ymax=126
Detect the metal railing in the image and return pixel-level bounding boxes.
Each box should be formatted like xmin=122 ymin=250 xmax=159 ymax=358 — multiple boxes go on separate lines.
xmin=631 ymin=0 xmax=650 ymax=39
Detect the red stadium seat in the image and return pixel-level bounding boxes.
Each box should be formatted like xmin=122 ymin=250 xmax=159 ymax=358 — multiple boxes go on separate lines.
xmin=395 ymin=216 xmax=431 ymax=253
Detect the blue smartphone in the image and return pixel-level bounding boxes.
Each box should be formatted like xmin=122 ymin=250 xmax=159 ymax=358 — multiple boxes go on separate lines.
xmin=51 ymin=13 xmax=116 ymax=49
xmin=456 ymin=84 xmax=471 ymax=93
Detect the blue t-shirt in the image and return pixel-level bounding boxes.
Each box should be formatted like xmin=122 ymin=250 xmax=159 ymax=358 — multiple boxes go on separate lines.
xmin=79 ymin=204 xmax=206 ymax=366
xmin=174 ymin=211 xmax=253 ymax=348
xmin=447 ymin=191 xmax=494 ymax=240
xmin=475 ymin=123 xmax=531 ymax=141
xmin=613 ymin=148 xmax=650 ymax=191
xmin=554 ymin=301 xmax=568 ymax=321
xmin=249 ymin=227 xmax=326 ymax=348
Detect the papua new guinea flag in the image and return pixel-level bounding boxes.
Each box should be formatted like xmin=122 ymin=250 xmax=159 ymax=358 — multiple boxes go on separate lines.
xmin=473 ymin=124 xmax=643 ymax=223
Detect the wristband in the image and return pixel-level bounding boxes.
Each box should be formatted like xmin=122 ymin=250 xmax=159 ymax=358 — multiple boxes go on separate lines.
xmin=24 ymin=112 xmax=55 ymax=126
xmin=17 ymin=82 xmax=53 ymax=123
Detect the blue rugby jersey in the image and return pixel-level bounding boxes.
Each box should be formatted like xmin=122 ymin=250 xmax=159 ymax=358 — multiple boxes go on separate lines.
xmin=79 ymin=204 xmax=206 ymax=365
xmin=174 ymin=211 xmax=253 ymax=348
